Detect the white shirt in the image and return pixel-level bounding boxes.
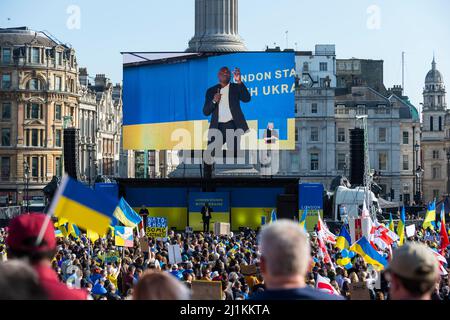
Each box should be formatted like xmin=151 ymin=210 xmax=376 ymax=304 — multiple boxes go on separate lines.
xmin=218 ymin=84 xmax=233 ymax=123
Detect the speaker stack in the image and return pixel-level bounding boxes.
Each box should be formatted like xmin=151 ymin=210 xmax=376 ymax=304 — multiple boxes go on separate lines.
xmin=63 ymin=128 xmax=80 ymax=180
xmin=349 ymin=128 xmax=365 ymax=186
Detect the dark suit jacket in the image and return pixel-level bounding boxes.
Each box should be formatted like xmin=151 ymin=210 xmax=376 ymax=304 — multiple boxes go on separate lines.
xmin=203 ymin=82 xmax=251 ymax=132
xmin=201 ymin=206 xmax=213 ymax=222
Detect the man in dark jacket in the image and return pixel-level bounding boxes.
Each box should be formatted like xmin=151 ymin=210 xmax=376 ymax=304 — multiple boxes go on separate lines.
xmin=203 ymin=66 xmax=251 ymax=160
xmin=201 ymin=202 xmax=213 ymax=233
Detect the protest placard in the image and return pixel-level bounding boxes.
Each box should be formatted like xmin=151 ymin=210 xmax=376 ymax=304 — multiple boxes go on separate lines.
xmin=214 ymin=222 xmax=230 ymax=236
xmin=146 ymin=217 xmax=168 ymax=238
xmin=114 ymin=226 xmax=134 ymax=247
xmin=168 ymin=244 xmax=183 ymax=264
xmin=240 ymin=264 xmax=257 ymax=276
xmin=191 ymin=281 xmax=223 ymax=300
xmin=406 ymin=224 xmax=416 ymax=238
xmin=349 ymin=282 xmax=370 ymax=300
xmin=139 ymin=237 xmax=150 ymax=253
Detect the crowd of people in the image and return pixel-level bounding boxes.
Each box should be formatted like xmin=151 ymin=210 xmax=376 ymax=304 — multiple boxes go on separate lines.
xmin=0 ymin=213 xmax=448 ymax=300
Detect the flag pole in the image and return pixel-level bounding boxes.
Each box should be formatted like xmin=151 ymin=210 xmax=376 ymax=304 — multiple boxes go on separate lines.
xmin=35 ymin=174 xmax=69 ymax=246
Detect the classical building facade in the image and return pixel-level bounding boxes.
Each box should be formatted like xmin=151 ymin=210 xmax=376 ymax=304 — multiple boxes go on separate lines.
xmin=421 ymin=57 xmax=448 ymax=202
xmin=0 ymin=27 xmax=79 ymax=205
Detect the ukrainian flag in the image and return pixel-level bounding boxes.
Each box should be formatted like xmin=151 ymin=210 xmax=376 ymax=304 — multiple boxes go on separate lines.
xmin=397 ymin=206 xmax=406 ymax=246
xmin=49 ymin=175 xmax=118 ymax=236
xmin=350 ymin=236 xmax=388 ymax=271
xmin=68 ymin=223 xmax=81 ymax=239
xmin=388 ymin=212 xmax=395 ymax=232
xmin=423 ymin=200 xmax=436 ymax=230
xmin=299 ymin=208 xmax=308 ymax=231
xmin=55 ymin=229 xmax=64 ymax=238
xmin=271 ymin=209 xmax=277 ymax=222
xmin=335 ymin=225 xmax=351 ymax=250
xmin=113 ymin=197 xmax=142 ymax=227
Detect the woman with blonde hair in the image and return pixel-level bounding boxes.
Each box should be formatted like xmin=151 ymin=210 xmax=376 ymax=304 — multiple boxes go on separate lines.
xmin=133 ymin=270 xmax=190 ymax=300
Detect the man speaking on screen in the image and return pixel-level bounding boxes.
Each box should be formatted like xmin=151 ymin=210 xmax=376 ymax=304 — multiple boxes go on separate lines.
xmin=203 ymin=66 xmax=251 ymax=161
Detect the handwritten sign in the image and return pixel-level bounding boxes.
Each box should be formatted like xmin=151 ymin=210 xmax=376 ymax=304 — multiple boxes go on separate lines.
xmin=191 ymin=281 xmax=223 ymax=300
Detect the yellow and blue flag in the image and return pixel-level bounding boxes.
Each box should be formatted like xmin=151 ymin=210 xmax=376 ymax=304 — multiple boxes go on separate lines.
xmin=68 ymin=223 xmax=81 ymax=239
xmin=113 ymin=197 xmax=142 ymax=227
xmin=397 ymin=206 xmax=406 ymax=246
xmin=86 ymin=229 xmax=100 ymax=243
xmin=270 ymin=209 xmax=277 ymax=222
xmin=49 ymin=175 xmax=118 ymax=236
xmin=335 ymin=225 xmax=351 ymax=250
xmin=350 ymin=236 xmax=388 ymax=270
xmin=423 ymin=200 xmax=436 ymax=230
xmin=299 ymin=208 xmax=308 ymax=231
xmin=388 ymin=212 xmax=395 ymax=232
xmin=55 ymin=229 xmax=64 ymax=238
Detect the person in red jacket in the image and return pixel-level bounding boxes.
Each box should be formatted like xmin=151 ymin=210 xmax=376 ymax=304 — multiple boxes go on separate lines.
xmin=6 ymin=213 xmax=87 ymax=300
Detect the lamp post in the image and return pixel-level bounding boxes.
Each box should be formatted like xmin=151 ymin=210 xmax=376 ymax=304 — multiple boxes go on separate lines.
xmin=414 ymin=142 xmax=419 ymax=202
xmin=416 ymin=166 xmax=424 ymax=205
xmin=23 ymin=161 xmax=30 ymax=213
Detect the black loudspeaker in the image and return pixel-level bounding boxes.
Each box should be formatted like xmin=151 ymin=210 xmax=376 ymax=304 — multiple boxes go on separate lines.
xmin=63 ymin=128 xmax=79 ymax=180
xmin=276 ymin=194 xmax=298 ymax=220
xmin=349 ymin=128 xmax=365 ymax=186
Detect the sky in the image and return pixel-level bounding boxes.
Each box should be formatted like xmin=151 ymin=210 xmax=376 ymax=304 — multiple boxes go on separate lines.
xmin=1 ymin=0 xmax=449 ymax=109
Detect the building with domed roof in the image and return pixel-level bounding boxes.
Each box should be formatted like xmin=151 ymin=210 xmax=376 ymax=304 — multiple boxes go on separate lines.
xmin=0 ymin=27 xmax=79 ymax=206
xmin=421 ymin=56 xmax=449 ymax=202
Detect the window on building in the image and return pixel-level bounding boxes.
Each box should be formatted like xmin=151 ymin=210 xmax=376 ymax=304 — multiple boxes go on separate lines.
xmin=55 ymin=157 xmax=62 ymax=177
xmin=55 ymin=104 xmax=62 ymax=120
xmin=31 ymin=129 xmax=39 ymax=147
xmin=402 ymin=154 xmax=409 ymax=170
xmin=1 ymin=73 xmax=11 ymax=89
xmin=432 ymin=150 xmax=440 ymax=159
xmin=402 ymin=131 xmax=409 ymax=144
xmin=27 ymin=103 xmax=42 ymax=119
xmin=1 ymin=103 xmax=11 ymax=120
xmin=378 ymin=128 xmax=387 ymax=142
xmin=311 ymin=103 xmax=318 ymax=114
xmin=319 ymin=78 xmax=326 ymax=87
xmin=2 ymin=48 xmax=11 ymax=63
xmin=310 ymin=127 xmax=319 ymax=142
xmin=378 ymin=152 xmax=387 ymax=171
xmin=439 ymin=116 xmax=442 ymax=131
xmin=0 ymin=157 xmax=10 ymax=180
xmin=337 ymin=153 xmax=346 ymax=170
xmin=319 ymin=62 xmax=328 ymax=71
xmin=31 ymin=157 xmax=38 ymax=177
xmin=57 ymin=51 xmax=63 ymax=66
xmin=432 ymin=167 xmax=441 ymax=179
xmin=31 ymin=47 xmax=40 ymax=64
xmin=337 ymin=128 xmax=346 ymax=142
xmin=310 ymin=153 xmax=319 ymax=171
xmin=295 ymin=127 xmax=299 ymax=142
xmin=430 ymin=116 xmax=434 ymax=131
xmin=55 ymin=76 xmax=62 ymax=91
xmin=27 ymin=78 xmax=42 ymax=91
xmin=303 ymin=62 xmax=309 ymax=72
xmin=356 ymin=104 xmax=366 ymax=115
xmin=55 ymin=129 xmax=62 ymax=147
xmin=1 ymin=128 xmax=10 ymax=146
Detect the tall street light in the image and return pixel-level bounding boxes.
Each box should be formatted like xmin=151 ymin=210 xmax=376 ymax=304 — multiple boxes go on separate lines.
xmin=23 ymin=161 xmax=30 ymax=213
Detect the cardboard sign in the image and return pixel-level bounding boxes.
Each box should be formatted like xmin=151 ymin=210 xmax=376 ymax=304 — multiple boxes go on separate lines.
xmin=146 ymin=217 xmax=168 ymax=239
xmin=406 ymin=224 xmax=416 ymax=238
xmin=214 ymin=222 xmax=230 ymax=236
xmin=139 ymin=237 xmax=150 ymax=253
xmin=146 ymin=226 xmax=168 ymax=238
xmin=114 ymin=226 xmax=134 ymax=247
xmin=240 ymin=264 xmax=257 ymax=276
xmin=168 ymin=244 xmax=183 ymax=264
xmin=349 ymin=282 xmax=370 ymax=300
xmin=191 ymin=281 xmax=223 ymax=300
